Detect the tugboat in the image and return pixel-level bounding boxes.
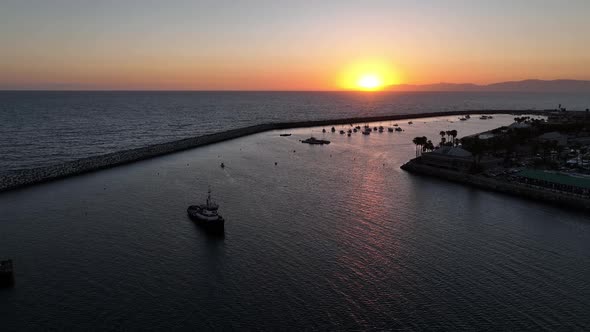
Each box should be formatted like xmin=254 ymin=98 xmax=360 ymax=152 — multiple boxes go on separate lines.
xmin=0 ymin=259 xmax=14 ymax=287
xmin=302 ymin=137 xmax=331 ymax=145
xmin=187 ymin=188 xmax=225 ymax=232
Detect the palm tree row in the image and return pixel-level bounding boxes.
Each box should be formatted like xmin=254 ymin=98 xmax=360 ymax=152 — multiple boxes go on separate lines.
xmin=439 ymin=130 xmax=458 ymax=147
xmin=412 ymin=136 xmax=435 ymax=157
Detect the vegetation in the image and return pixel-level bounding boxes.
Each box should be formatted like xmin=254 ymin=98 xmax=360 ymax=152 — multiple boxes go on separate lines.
xmin=412 ymin=136 xmax=428 ymax=157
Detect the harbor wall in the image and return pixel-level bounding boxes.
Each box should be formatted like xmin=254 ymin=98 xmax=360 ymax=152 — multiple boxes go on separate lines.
xmin=400 ymin=158 xmax=590 ymax=211
xmin=0 ymin=109 xmax=545 ymax=193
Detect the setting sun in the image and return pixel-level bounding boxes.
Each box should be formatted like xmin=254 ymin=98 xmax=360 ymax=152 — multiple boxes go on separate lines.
xmin=338 ymin=60 xmax=400 ymax=91
xmin=357 ymin=74 xmax=383 ymax=90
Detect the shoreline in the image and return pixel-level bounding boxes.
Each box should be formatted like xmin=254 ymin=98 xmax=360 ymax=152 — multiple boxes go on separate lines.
xmin=401 ymin=158 xmax=590 ymax=211
xmin=0 ymin=109 xmax=545 ymax=193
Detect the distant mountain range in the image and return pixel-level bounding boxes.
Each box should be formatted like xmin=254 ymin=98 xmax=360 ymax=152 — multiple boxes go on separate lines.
xmin=387 ymin=79 xmax=590 ymax=92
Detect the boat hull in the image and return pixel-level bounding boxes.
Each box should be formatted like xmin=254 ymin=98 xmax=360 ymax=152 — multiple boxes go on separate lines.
xmin=187 ymin=207 xmax=225 ymax=233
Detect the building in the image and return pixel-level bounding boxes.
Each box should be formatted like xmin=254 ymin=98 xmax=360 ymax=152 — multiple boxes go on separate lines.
xmin=421 ymin=147 xmax=474 ymax=171
xmin=515 ymin=169 xmax=590 ymax=197
xmin=421 ymin=146 xmax=504 ymax=172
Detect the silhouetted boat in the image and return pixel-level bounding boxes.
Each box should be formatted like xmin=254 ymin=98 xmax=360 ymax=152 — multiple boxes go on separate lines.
xmin=388 ymin=128 xmax=394 ymax=132
xmin=339 ymin=130 xmax=345 ymax=134
xmin=280 ymin=133 xmax=292 ymax=136
xmin=331 ymin=127 xmax=336 ymax=133
xmin=302 ymin=137 xmax=331 ymax=145
xmin=187 ymin=188 xmax=225 ymax=232
xmin=395 ymin=127 xmax=402 ymax=132
xmin=322 ymin=128 xmax=326 ymax=133
xmin=408 ymin=121 xmax=413 ymax=125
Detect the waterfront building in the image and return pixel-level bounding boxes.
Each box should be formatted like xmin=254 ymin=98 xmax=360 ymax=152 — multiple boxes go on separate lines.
xmin=515 ymin=169 xmax=590 ymax=197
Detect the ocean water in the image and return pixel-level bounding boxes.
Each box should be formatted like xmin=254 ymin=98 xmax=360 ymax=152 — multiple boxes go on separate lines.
xmin=1 ymin=115 xmax=589 ymax=330
xmin=1 ymin=91 xmax=590 ymax=172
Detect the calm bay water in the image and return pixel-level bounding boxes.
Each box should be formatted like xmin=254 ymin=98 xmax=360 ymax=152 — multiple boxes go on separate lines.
xmin=1 ymin=91 xmax=590 ymax=172
xmin=1 ymin=114 xmax=589 ymax=330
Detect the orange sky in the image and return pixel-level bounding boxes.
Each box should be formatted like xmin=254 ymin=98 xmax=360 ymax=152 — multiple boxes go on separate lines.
xmin=1 ymin=1 xmax=590 ymax=90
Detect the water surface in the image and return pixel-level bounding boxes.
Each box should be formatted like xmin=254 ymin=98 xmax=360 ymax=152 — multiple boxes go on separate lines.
xmin=1 ymin=114 xmax=588 ymax=330
xmin=2 ymin=91 xmax=589 ymax=171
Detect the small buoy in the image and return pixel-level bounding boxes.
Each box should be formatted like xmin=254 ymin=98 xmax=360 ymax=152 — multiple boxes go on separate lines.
xmin=275 ymin=162 xmax=278 ymax=165
xmin=293 ymin=150 xmax=296 ymax=153
xmin=220 ymin=163 xmax=225 ymax=168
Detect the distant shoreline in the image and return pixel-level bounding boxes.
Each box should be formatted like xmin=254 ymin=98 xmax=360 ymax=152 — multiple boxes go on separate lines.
xmin=0 ymin=109 xmax=546 ymax=193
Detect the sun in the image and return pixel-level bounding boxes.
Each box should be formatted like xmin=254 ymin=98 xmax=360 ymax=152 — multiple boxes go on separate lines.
xmin=357 ymin=74 xmax=383 ymax=91
xmin=337 ymin=60 xmax=401 ymax=91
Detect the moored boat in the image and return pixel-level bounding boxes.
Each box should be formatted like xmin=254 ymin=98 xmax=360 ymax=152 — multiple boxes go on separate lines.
xmin=302 ymin=137 xmax=331 ymax=145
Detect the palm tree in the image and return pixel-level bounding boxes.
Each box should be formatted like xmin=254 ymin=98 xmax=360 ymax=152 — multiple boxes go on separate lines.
xmin=423 ymin=140 xmax=435 ymax=153
xmin=413 ymin=136 xmax=429 ymax=157
xmin=439 ymin=130 xmax=446 ymax=146
xmin=412 ymin=137 xmax=420 ymax=157
xmin=450 ymin=130 xmax=458 ymax=146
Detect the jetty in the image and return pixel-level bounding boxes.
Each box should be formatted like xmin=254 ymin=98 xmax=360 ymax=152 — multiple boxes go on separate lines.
xmin=0 ymin=110 xmax=547 ymax=193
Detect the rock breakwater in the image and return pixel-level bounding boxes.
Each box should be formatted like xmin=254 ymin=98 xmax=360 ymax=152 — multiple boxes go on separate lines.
xmin=1 ymin=110 xmax=544 ymax=192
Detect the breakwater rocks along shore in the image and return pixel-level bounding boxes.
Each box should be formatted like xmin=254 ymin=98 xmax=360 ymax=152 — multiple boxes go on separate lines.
xmin=401 ymin=159 xmax=590 ymax=211
xmin=1 ymin=110 xmax=545 ymax=192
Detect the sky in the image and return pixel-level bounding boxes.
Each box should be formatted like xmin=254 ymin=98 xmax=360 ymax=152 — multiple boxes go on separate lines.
xmin=1 ymin=0 xmax=590 ymax=90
